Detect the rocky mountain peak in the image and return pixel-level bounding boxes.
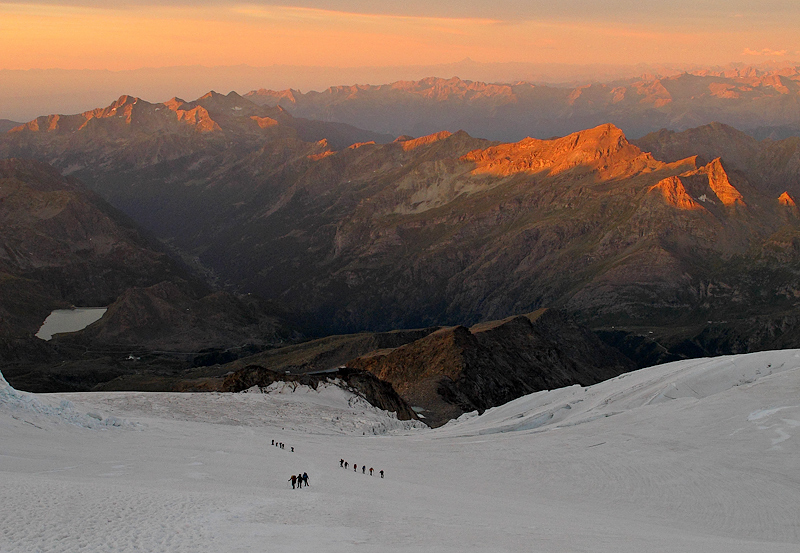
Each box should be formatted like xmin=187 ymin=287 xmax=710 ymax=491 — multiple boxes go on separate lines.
xmin=648 ymin=175 xmax=702 ymax=211
xmin=170 ymin=104 xmax=220 ymax=133
xmin=463 ymin=123 xmax=651 ymax=178
xmin=399 ymin=130 xmax=453 ymax=151
xmin=779 ymin=191 xmax=797 ymax=207
xmin=347 ymin=310 xmax=635 ymax=427
xmin=163 ymin=97 xmax=186 ymax=110
xmin=198 ymin=90 xmax=224 ymax=101
xmin=701 ymin=158 xmax=746 ymax=207
xmin=86 ymin=95 xmax=145 ymax=125
xmin=110 ymin=95 xmax=139 ymax=109
xmin=196 ymin=90 xmax=246 ymax=107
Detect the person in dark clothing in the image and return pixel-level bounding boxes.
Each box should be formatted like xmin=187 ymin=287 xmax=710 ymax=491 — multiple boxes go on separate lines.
xmin=354 ymin=464 xmax=357 ymax=472
xmin=302 ymin=472 xmax=309 ymax=487
xmin=362 ymin=466 xmax=366 ymax=474
xmin=297 ymin=473 xmax=303 ymax=488
xmin=340 ymin=459 xmax=344 ymax=467
xmin=289 ymin=474 xmax=297 ymax=489
xmin=344 ymin=462 xmax=348 ymax=469
xmin=271 ymin=439 xmax=274 ymax=445
xmin=380 ymin=470 xmax=384 ymax=478
xmin=369 ymin=467 xmax=373 ymax=476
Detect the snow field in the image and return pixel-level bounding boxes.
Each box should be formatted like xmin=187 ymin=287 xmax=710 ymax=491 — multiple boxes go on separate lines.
xmin=2 ymin=351 xmax=800 ymax=552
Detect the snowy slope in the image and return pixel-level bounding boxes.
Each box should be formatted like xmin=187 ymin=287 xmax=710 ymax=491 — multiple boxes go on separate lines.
xmin=1 ymin=351 xmax=799 ymax=552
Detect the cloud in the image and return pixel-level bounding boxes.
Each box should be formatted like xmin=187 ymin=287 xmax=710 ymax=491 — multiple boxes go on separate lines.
xmin=743 ymin=47 xmax=788 ymax=56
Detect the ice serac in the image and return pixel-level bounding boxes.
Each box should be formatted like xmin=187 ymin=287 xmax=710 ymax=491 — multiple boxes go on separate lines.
xmin=347 ymin=309 xmax=635 ymax=427
xmin=220 ymin=365 xmax=419 ymax=421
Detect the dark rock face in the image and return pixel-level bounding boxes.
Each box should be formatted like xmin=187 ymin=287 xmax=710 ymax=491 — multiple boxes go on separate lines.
xmin=221 ymin=365 xmax=419 ymax=421
xmin=220 ymin=327 xmax=441 ymax=376
xmin=0 ymin=120 xmax=20 ymax=134
xmin=54 ymin=281 xmax=298 ymax=352
xmin=0 ymin=158 xmax=302 ymax=390
xmin=0 ymin=158 xmax=201 ymax=360
xmin=348 ymin=309 xmax=635 ymax=427
xmin=633 ymin=122 xmax=800 ymax=197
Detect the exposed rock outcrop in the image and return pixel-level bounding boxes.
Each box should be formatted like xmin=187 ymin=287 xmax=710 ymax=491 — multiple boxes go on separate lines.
xmin=348 ymin=309 xmax=635 ymax=427
xmin=0 ymin=158 xmax=201 ymax=361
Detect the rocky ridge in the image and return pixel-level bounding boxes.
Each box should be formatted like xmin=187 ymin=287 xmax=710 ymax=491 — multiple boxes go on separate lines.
xmin=3 ymin=100 xmax=800 ymax=363
xmin=0 ymin=158 xmax=298 ymax=392
xmin=347 ymin=309 xmax=634 ymax=427
xmin=0 ymin=158 xmax=195 ymax=346
xmin=633 ymin=122 xmax=800 ymax=197
xmin=245 ymin=69 xmax=800 ymax=141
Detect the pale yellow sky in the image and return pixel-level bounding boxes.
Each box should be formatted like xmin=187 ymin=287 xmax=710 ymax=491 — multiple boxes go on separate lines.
xmin=1 ymin=2 xmax=799 ymax=70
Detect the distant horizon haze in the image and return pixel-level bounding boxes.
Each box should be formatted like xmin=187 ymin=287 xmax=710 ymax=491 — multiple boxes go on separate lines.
xmin=2 ymin=1 xmax=800 ymax=121
xmin=1 ymin=59 xmax=799 ymax=123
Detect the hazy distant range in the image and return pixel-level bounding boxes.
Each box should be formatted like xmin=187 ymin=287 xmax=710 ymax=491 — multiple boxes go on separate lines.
xmin=0 ymin=59 xmax=789 ymax=122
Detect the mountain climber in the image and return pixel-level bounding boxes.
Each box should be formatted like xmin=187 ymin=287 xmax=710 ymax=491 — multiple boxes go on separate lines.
xmin=380 ymin=470 xmax=384 ymax=478
xmin=362 ymin=466 xmax=366 ymax=474
xmin=340 ymin=459 xmax=344 ymax=467
xmin=369 ymin=467 xmax=373 ymax=476
xmin=344 ymin=462 xmax=349 ymax=469
xmin=354 ymin=464 xmax=357 ymax=472
xmin=297 ymin=473 xmax=303 ymax=488
xmin=289 ymin=474 xmax=297 ymax=489
xmin=302 ymin=472 xmax=309 ymax=487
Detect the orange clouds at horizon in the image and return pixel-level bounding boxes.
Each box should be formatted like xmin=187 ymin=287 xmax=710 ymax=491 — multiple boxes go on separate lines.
xmin=0 ymin=3 xmax=798 ymax=71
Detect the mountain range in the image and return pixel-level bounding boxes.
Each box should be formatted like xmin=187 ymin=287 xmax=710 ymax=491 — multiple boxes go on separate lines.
xmin=2 ymin=86 xmax=800 ymax=395
xmin=4 ymin=90 xmax=800 ymax=360
xmin=0 ymin=157 xmax=298 ymax=391
xmin=247 ymin=69 xmax=800 ymax=141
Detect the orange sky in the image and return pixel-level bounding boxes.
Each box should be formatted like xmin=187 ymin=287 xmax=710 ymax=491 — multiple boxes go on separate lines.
xmin=2 ymin=1 xmax=800 ymax=121
xmin=1 ymin=2 xmax=799 ymax=70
